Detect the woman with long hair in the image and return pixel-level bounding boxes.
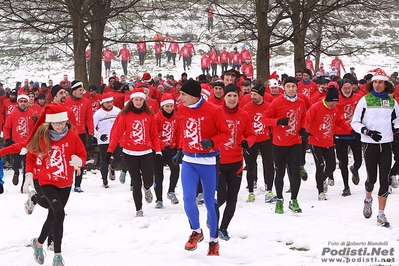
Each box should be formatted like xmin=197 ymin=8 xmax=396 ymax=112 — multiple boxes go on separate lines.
xmin=26 ymin=103 xmax=86 ymax=266
xmin=106 ymin=87 xmax=161 ymax=217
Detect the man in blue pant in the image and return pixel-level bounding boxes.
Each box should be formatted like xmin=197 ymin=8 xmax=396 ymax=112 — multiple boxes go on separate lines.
xmin=174 ymin=79 xmax=229 ymax=256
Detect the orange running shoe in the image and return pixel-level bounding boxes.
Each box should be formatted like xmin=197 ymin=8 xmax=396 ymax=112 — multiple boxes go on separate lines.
xmin=207 ymin=241 xmax=219 ymax=256
xmin=185 ymin=230 xmax=204 ymax=251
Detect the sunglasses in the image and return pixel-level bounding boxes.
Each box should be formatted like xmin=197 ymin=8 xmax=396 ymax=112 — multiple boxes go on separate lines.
xmin=18 ymin=100 xmax=28 ymax=103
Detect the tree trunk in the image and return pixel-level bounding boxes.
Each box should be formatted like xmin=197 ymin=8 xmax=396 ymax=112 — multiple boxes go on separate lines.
xmin=88 ymin=0 xmax=111 ymax=87
xmin=255 ymin=0 xmax=271 ymax=83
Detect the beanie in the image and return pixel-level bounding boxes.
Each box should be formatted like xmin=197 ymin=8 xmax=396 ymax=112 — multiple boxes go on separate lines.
xmin=101 ymin=92 xmax=114 ymax=104
xmin=51 ymin=85 xmax=64 ymax=98
xmin=283 ymin=77 xmax=297 ymax=86
xmin=142 ymin=72 xmax=151 ymax=83
xmin=33 ymin=81 xmax=40 ymax=87
xmin=160 ymin=93 xmax=175 ymax=107
xmin=224 ymin=84 xmax=240 ymax=96
xmin=180 ymin=79 xmax=201 ymax=98
xmin=212 ymin=80 xmax=225 ymax=89
xmin=45 ymin=103 xmax=69 ymax=122
xmin=251 ymin=84 xmax=265 ymax=97
xmin=325 ymin=87 xmax=339 ymax=102
xmin=10 ymin=89 xmax=18 ymax=95
xmin=130 ymin=87 xmax=146 ymax=100
xmin=71 ymin=80 xmax=83 ymax=91
xmin=89 ymin=85 xmax=98 ymax=92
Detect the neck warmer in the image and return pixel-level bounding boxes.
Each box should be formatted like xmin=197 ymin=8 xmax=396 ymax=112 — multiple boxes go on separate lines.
xmin=49 ymin=126 xmax=68 ymax=141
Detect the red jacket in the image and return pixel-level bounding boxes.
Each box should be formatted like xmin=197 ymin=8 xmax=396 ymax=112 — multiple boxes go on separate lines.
xmin=297 ymin=80 xmax=318 ymax=99
xmin=26 ymin=129 xmax=86 ymax=187
xmin=209 ymin=51 xmax=218 ymax=64
xmin=231 ymin=52 xmax=241 ymax=65
xmin=4 ymin=108 xmax=36 ymax=143
xmin=102 ymin=49 xmax=116 ymax=62
xmin=219 ymin=104 xmax=256 ymax=164
xmin=180 ymin=45 xmax=192 ymax=57
xmin=168 ymin=42 xmax=180 ymax=53
xmin=107 ymin=111 xmax=161 ymax=153
xmin=243 ymin=101 xmax=271 ymax=142
xmin=89 ymin=94 xmax=102 ymax=114
xmin=154 ymin=110 xmax=180 ymax=150
xmin=306 ymin=100 xmax=352 ymax=147
xmin=177 ymin=99 xmax=229 ymax=153
xmin=241 ymin=63 xmax=254 ymax=79
xmin=335 ymin=93 xmax=362 ymax=135
xmin=219 ymin=51 xmax=230 ymax=64
xmin=201 ymin=55 xmax=211 ymax=68
xmin=0 ymin=99 xmax=18 ymax=129
xmin=136 ymin=42 xmax=147 ymax=53
xmin=263 ymin=95 xmax=307 ymax=146
xmin=118 ymin=47 xmax=131 ymax=61
xmin=64 ymin=96 xmax=94 ymax=135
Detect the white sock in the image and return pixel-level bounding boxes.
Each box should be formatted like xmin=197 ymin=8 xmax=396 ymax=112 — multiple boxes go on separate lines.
xmin=210 ymin=237 xmax=218 ymax=243
xmin=193 ymin=228 xmax=202 ymax=234
xmin=378 ymin=210 xmax=384 ymax=216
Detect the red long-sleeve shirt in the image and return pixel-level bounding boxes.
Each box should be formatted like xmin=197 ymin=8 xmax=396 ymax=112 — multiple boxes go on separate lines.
xmin=263 ymin=95 xmax=307 ymax=146
xmin=64 ymin=96 xmax=94 ymax=135
xmin=335 ymin=93 xmax=362 ymax=135
xmin=4 ymin=108 xmax=36 ymax=143
xmin=243 ymin=101 xmax=271 ymax=142
xmin=306 ymin=100 xmax=352 ymax=147
xmin=219 ymin=104 xmax=256 ymax=164
xmin=26 ymin=130 xmax=87 ymax=187
xmin=107 ymin=111 xmax=161 ymax=154
xmin=154 ymin=111 xmax=180 ymax=150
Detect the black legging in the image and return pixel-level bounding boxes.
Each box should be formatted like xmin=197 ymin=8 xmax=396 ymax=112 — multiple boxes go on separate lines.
xmin=123 ymin=152 xmax=154 ymax=211
xmin=98 ymin=144 xmax=125 ymax=185
xmin=170 ymin=53 xmax=177 ymax=65
xmin=155 ymin=54 xmax=161 ymax=67
xmin=363 ymin=143 xmax=391 ymax=197
xmin=390 ymin=141 xmax=399 ymax=176
xmin=138 ymin=52 xmax=146 ymax=65
xmin=335 ymin=138 xmax=362 ymax=189
xmin=154 ymin=148 xmax=180 ymax=201
xmin=244 ymin=139 xmax=274 ymax=192
xmin=217 ymin=161 xmax=242 ymax=230
xmin=273 ymin=144 xmax=302 ymax=200
xmin=74 ymin=134 xmax=86 ymax=188
xmin=38 ymin=185 xmax=71 ymax=253
xmin=310 ymin=145 xmax=336 ymax=194
xmin=211 ymin=63 xmax=217 ymax=76
xmin=12 ymin=153 xmax=26 ymax=186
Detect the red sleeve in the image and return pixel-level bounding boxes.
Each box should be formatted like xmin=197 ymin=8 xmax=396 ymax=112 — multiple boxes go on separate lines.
xmin=85 ymin=101 xmax=94 ymax=135
xmin=26 ymin=152 xmax=37 ymax=174
xmin=242 ymin=111 xmax=256 ymax=148
xmin=3 ymin=112 xmax=12 ymax=140
xmin=0 ymin=140 xmax=26 ymax=156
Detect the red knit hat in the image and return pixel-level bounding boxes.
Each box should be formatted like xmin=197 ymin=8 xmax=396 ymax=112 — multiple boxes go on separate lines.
xmin=370 ymin=68 xmax=389 ymax=81
xmin=45 ymin=103 xmax=69 ymax=122
xmin=101 ymin=92 xmax=114 ymax=104
xmin=130 ymin=87 xmax=146 ymax=100
xmin=160 ymin=93 xmax=174 ymax=107
xmin=142 ymin=72 xmax=151 ymax=83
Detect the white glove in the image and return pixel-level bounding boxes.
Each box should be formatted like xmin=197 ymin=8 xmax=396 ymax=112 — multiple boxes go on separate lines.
xmin=69 ymin=155 xmax=83 ymax=167
xmin=23 ymin=172 xmax=34 ymax=194
xmin=19 ymin=147 xmax=28 ymax=155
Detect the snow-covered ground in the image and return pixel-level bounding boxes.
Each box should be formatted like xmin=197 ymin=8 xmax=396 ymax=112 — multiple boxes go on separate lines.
xmin=0 ymin=152 xmax=398 ymax=266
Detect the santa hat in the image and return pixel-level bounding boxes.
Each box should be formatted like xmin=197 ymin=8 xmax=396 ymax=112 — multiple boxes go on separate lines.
xmin=160 ymin=93 xmax=174 ymax=107
xmin=370 ymin=68 xmax=389 ymax=81
xmin=24 ymin=78 xmax=29 ymax=82
xmin=164 ymin=80 xmax=174 ymax=89
xmin=269 ymin=71 xmax=278 ymax=80
xmin=17 ymin=94 xmax=29 ymax=101
xmin=101 ymin=92 xmax=114 ymax=104
xmin=45 ymin=103 xmax=69 ymax=123
xmin=142 ymin=72 xmax=151 ymax=83
xmin=320 ymin=62 xmax=324 ymax=67
xmin=130 ymin=87 xmax=146 ymax=100
xmin=269 ymin=79 xmax=279 ymax=87
xmin=63 ymin=74 xmax=68 ymax=78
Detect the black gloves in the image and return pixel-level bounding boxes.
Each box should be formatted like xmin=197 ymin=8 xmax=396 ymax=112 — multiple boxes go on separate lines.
xmin=200 ymin=139 xmax=214 ymax=150
xmin=239 ymin=140 xmax=249 ymax=150
xmin=350 ymin=129 xmax=361 ymax=141
xmin=100 ymin=134 xmax=108 ymax=142
xmin=104 ymin=152 xmax=112 ymax=164
xmin=299 ymin=128 xmax=309 ymax=138
xmin=172 ymin=149 xmax=183 ymax=165
xmin=5 ymin=138 xmax=14 ymax=147
xmin=277 ymin=117 xmax=289 ymax=126
xmin=361 ymin=127 xmax=382 ymax=142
